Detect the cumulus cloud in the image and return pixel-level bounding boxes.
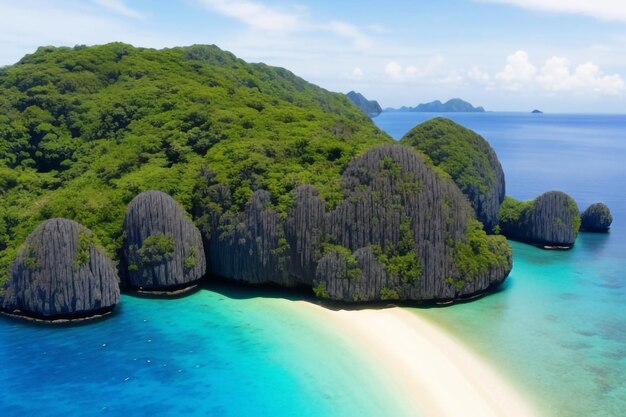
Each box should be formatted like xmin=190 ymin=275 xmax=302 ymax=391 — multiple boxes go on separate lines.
xmin=495 ymin=50 xmax=537 ymax=90
xmin=467 ymin=66 xmax=491 ymax=83
xmin=496 ymin=50 xmax=624 ymax=95
xmin=384 ymin=56 xmax=447 ymax=82
xmin=349 ymin=67 xmax=364 ymax=80
xmin=479 ymin=0 xmax=626 ymax=22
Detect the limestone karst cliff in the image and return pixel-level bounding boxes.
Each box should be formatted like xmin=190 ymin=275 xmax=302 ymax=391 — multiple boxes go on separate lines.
xmin=401 ymin=117 xmax=505 ymax=233
xmin=581 ymin=203 xmax=612 ymax=232
xmin=195 ymin=144 xmax=512 ymax=302
xmin=499 ymin=191 xmax=580 ymax=248
xmin=123 ymin=191 xmax=206 ymax=290
xmin=1 ymin=218 xmax=119 ymax=319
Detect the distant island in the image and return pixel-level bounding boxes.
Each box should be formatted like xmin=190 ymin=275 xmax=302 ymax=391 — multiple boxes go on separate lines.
xmin=388 ymin=98 xmax=485 ymax=113
xmin=531 ymin=109 xmax=543 ymax=114
xmin=346 ymin=91 xmax=382 ymax=117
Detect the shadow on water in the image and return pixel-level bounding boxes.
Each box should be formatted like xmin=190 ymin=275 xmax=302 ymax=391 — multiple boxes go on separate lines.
xmin=0 ymin=305 xmax=122 ymax=328
xmin=184 ymin=275 xmax=515 ymax=312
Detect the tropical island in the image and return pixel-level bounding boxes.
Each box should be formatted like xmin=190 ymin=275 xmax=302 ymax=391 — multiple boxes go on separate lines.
xmin=388 ymin=98 xmax=486 ymax=112
xmin=0 ymin=43 xmax=609 ymax=322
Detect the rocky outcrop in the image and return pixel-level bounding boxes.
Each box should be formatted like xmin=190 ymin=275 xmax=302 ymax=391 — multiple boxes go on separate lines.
xmin=346 ymin=91 xmax=383 ymax=117
xmin=196 ymin=144 xmax=512 ymax=302
xmin=209 ymin=190 xmax=290 ymax=286
xmin=123 ymin=191 xmax=206 ymax=290
xmin=499 ymin=191 xmax=580 ymax=248
xmin=317 ymin=144 xmax=510 ymax=301
xmin=401 ymin=117 xmax=505 ymax=233
xmin=1 ymin=218 xmax=119 ymax=319
xmin=581 ymin=203 xmax=612 ymax=232
xmin=284 ymin=185 xmax=326 ymax=284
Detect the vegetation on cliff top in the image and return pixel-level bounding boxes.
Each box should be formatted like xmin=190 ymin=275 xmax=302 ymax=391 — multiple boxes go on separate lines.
xmin=400 ymin=117 xmax=505 ymax=232
xmin=499 ymin=192 xmax=580 ymax=246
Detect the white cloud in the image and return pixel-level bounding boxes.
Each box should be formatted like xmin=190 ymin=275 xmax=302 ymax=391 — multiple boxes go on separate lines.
xmin=537 ymin=58 xmax=625 ymax=95
xmin=467 ymin=66 xmax=490 ymax=83
xmin=325 ymin=21 xmax=372 ymax=50
xmin=349 ymin=67 xmax=364 ymax=80
xmin=384 ymin=56 xmax=446 ymax=82
xmin=480 ymin=0 xmax=626 ymax=21
xmin=196 ymin=0 xmax=302 ymax=31
xmin=496 ymin=50 xmax=537 ymax=90
xmin=495 ymin=50 xmax=624 ymax=95
xmin=92 ymin=0 xmax=143 ymax=19
xmin=196 ymin=1 xmax=372 ymax=50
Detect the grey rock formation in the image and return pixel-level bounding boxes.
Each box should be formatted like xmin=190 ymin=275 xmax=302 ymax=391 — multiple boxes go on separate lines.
xmin=581 ymin=203 xmax=612 ymax=232
xmin=284 ymin=185 xmax=326 ymax=285
xmin=196 ymin=144 xmax=512 ymax=302
xmin=123 ymin=190 xmax=206 ymax=290
xmin=209 ymin=190 xmax=290 ymax=285
xmin=317 ymin=144 xmax=510 ymax=301
xmin=500 ymin=191 xmax=580 ymax=247
xmin=401 ymin=117 xmax=505 ymax=233
xmin=1 ymin=218 xmax=119 ymax=319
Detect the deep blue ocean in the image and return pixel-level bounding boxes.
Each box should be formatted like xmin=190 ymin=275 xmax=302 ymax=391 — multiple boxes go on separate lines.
xmin=1 ymin=112 xmax=624 ymax=417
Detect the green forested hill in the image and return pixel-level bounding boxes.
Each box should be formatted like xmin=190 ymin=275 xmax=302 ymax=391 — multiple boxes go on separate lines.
xmin=0 ymin=43 xmax=390 ymax=280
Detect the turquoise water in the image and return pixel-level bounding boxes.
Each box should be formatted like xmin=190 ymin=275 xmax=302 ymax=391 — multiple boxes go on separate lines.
xmin=375 ymin=111 xmax=626 ymax=417
xmin=0 ymin=288 xmax=412 ymax=417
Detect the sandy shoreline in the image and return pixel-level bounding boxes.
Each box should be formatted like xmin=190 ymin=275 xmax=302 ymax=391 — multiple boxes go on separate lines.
xmin=298 ymin=302 xmax=538 ymax=417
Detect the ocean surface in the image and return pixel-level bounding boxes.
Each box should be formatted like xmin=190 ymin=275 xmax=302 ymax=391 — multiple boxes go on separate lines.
xmin=1 ymin=112 xmax=625 ymax=417
xmin=376 ymin=111 xmax=626 ymax=417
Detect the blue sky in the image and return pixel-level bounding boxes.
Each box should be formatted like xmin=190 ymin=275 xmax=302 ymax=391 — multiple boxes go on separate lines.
xmin=1 ymin=0 xmax=626 ymax=112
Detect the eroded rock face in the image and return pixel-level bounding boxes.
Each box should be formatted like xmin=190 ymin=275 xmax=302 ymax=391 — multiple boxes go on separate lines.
xmin=499 ymin=191 xmax=580 ymax=247
xmin=316 ymin=144 xmax=510 ymax=301
xmin=581 ymin=203 xmax=612 ymax=232
xmin=400 ymin=117 xmax=505 ymax=233
xmin=123 ymin=191 xmax=206 ymax=290
xmin=196 ymin=144 xmax=512 ymax=302
xmin=284 ymin=185 xmax=326 ymax=285
xmin=1 ymin=218 xmax=119 ymax=319
xmin=209 ymin=190 xmax=290 ymax=286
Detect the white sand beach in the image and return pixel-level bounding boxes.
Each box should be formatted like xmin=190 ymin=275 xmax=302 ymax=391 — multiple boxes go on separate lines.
xmin=299 ymin=302 xmax=538 ymax=417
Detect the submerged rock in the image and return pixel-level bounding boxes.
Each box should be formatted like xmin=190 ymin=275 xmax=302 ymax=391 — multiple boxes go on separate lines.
xmin=401 ymin=117 xmax=505 ymax=233
xmin=123 ymin=191 xmax=206 ymax=291
xmin=1 ymin=218 xmax=120 ymax=320
xmin=499 ymin=191 xmax=580 ymax=248
xmin=581 ymin=203 xmax=612 ymax=232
